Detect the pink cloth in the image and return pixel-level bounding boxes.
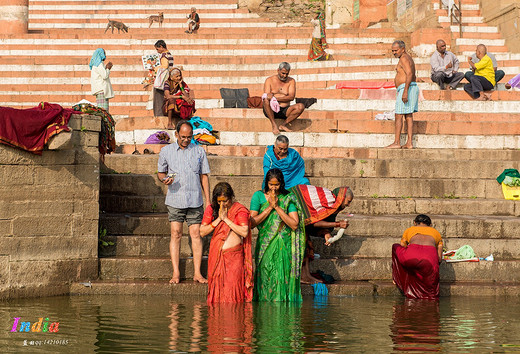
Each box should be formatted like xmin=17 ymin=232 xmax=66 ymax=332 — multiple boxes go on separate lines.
xmin=261 ymin=93 xmax=280 ymax=113
xmin=336 ymin=81 xmax=396 ymax=89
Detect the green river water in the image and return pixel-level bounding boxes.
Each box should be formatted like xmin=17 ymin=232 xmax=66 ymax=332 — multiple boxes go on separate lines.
xmin=1 ymin=295 xmax=520 ymax=352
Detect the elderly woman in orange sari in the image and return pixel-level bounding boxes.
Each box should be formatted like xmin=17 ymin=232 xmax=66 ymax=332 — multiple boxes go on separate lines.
xmin=163 ymin=67 xmax=196 ymax=129
xmin=200 ymin=182 xmax=253 ymax=304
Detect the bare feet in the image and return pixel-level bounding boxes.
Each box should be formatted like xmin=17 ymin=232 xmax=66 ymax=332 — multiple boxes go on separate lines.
xmin=447 ymin=86 xmax=453 ymax=90
xmin=385 ymin=143 xmax=402 ymax=149
xmin=271 ymin=125 xmax=280 ymax=135
xmin=402 ymin=143 xmax=413 ymax=149
xmin=301 ymin=275 xmax=323 ymax=284
xmin=169 ymin=276 xmax=180 ymax=284
xmin=475 ymin=95 xmax=487 ymax=101
xmin=279 ymin=124 xmax=292 ymax=132
xmin=193 ymin=276 xmax=207 ymax=284
xmin=483 ymin=92 xmax=493 ymax=101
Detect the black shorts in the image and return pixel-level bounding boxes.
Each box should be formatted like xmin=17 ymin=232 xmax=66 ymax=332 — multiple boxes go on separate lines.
xmin=263 ymin=105 xmax=289 ymax=120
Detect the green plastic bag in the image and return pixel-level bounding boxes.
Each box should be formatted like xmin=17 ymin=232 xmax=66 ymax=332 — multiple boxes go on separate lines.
xmin=453 ymin=245 xmax=476 ymax=260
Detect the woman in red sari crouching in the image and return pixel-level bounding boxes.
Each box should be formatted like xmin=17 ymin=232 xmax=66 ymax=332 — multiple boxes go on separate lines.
xmin=201 ymin=182 xmax=253 ymax=304
xmin=392 ymin=214 xmax=443 ymax=300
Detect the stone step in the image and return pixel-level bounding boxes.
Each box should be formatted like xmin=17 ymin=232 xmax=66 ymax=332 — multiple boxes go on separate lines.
xmin=117 ymin=109 xmax=520 ymax=132
xmin=100 ymin=173 xmax=506 ymax=199
xmin=117 ymin=130 xmax=520 ymax=150
xmin=29 ymin=18 xmax=271 ymax=25
xmin=2 ymin=55 xmax=518 ymax=71
xmin=100 ymin=194 xmax=520 ymax=217
xmin=116 ymin=144 xmax=520 ymax=160
xmin=450 ymin=25 xmax=498 ymax=33
xmin=68 ymin=279 xmax=520 ymax=297
xmin=102 ymin=150 xmax=520 ymax=172
xmin=100 ymin=156 xmax=519 ymax=181
xmin=432 ymin=2 xmax=480 ymax=11
xmin=97 ymin=256 xmax=520 ymax=282
xmin=111 ymin=97 xmax=520 ymax=113
xmin=29 ymin=12 xmax=258 ymax=19
xmin=455 ymin=38 xmax=506 ymax=47
xmin=10 ymin=88 xmax=520 ymax=106
xmin=456 ymin=45 xmax=508 ymax=53
xmin=0 ymin=68 xmax=513 ymax=86
xmin=29 ymin=3 xmax=239 ymax=11
xmin=311 ymin=258 xmax=520 ymax=282
xmin=99 ymin=213 xmax=520 ymax=239
xmin=0 ymin=37 xmax=399 ymax=48
xmin=1 ymin=62 xmax=516 ymax=81
xmin=100 ymin=233 xmax=520 ymax=260
xmin=114 ymin=115 xmax=520 ymax=136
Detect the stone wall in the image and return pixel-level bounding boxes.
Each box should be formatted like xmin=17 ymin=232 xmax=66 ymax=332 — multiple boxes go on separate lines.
xmin=481 ymin=1 xmax=520 ymax=53
xmin=387 ymin=0 xmax=440 ymax=31
xmin=0 ymin=114 xmax=100 ymax=299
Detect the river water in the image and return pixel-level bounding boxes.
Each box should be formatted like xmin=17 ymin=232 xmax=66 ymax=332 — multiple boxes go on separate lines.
xmin=1 ymin=295 xmax=520 ymax=352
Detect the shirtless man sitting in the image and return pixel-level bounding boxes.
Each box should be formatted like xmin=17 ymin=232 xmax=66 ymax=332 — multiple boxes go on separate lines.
xmin=386 ymin=40 xmax=418 ymax=149
xmin=263 ymin=62 xmax=305 ymax=134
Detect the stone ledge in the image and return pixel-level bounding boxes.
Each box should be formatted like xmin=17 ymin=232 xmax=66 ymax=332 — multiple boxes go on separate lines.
xmin=69 ymin=280 xmax=520 ymax=297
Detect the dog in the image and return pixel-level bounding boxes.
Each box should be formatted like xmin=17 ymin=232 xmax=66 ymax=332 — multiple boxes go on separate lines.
xmin=105 ymin=19 xmax=129 ymax=34
xmin=148 ymin=12 xmax=164 ymax=28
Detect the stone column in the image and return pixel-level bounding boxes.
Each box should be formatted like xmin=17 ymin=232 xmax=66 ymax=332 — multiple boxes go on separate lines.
xmin=0 ymin=0 xmax=29 ymax=35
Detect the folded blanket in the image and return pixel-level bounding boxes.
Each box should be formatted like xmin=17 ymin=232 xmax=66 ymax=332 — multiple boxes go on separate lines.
xmin=336 ymin=81 xmax=395 ymax=89
xmin=220 ymin=88 xmax=249 ymax=108
xmin=0 ymin=102 xmax=73 ymax=155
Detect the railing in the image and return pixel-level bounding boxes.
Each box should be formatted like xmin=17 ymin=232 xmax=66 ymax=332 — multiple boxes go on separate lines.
xmin=440 ymin=0 xmax=463 ymax=38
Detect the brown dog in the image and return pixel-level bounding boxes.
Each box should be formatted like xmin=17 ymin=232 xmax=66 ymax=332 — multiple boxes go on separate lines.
xmin=105 ymin=19 xmax=129 ymax=34
xmin=148 ymin=12 xmax=164 ymax=28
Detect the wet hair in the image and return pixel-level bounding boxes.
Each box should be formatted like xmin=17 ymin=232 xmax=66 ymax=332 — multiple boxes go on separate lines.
xmin=414 ymin=214 xmax=432 ymax=226
xmin=263 ymin=168 xmax=289 ymax=195
xmin=154 ymin=40 xmax=167 ymax=49
xmin=211 ymin=182 xmax=235 ymax=219
xmin=392 ymin=40 xmax=406 ymax=49
xmin=176 ymin=120 xmax=193 ymax=133
xmin=275 ymin=135 xmax=289 ymax=145
xmin=278 ymin=62 xmax=291 ymax=71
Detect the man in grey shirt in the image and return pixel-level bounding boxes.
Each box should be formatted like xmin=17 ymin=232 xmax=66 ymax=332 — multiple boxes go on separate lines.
xmin=465 ymin=50 xmax=505 ymax=86
xmin=157 ymin=121 xmax=210 ymax=284
xmin=430 ymin=39 xmax=464 ymax=90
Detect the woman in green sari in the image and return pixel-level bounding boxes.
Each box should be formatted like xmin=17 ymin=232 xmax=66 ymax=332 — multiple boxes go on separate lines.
xmin=250 ymin=168 xmax=306 ymax=302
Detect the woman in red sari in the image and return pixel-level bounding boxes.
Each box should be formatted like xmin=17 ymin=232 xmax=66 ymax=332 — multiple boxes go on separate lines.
xmin=200 ymin=182 xmax=253 ymax=304
xmin=163 ymin=67 xmax=196 ymax=129
xmin=392 ymin=214 xmax=443 ymax=300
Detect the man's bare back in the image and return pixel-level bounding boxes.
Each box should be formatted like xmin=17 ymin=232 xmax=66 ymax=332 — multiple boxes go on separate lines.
xmin=395 ymin=53 xmax=417 ymax=88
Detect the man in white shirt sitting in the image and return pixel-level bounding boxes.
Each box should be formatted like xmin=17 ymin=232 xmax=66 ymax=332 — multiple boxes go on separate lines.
xmin=430 ymin=39 xmax=464 ymax=90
